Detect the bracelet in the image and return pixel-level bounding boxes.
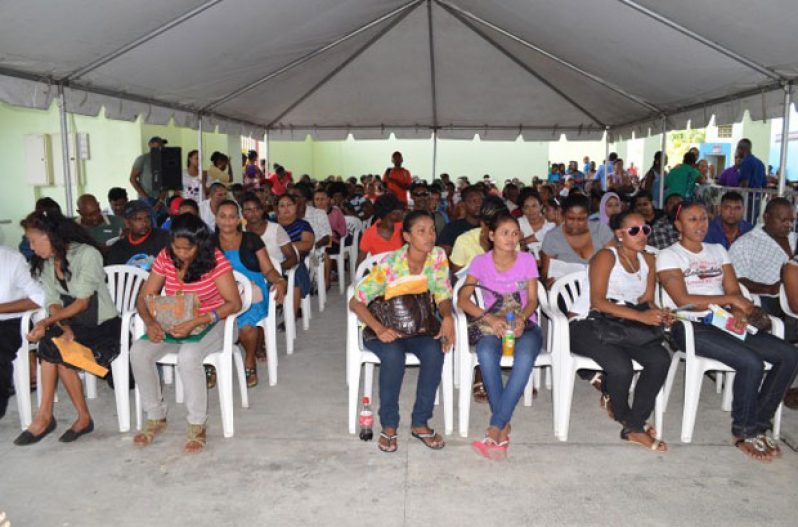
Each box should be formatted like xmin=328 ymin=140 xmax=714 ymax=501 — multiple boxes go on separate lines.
xmin=210 ymin=310 xmax=220 ymax=324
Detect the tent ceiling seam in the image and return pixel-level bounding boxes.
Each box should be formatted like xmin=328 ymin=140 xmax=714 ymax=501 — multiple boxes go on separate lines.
xmin=67 ymin=0 xmax=223 ymax=81
xmin=438 ymin=1 xmax=606 ymax=128
xmin=617 ymin=0 xmax=784 ymax=82
xmin=435 ymin=0 xmax=661 ymax=116
xmin=264 ymin=0 xmax=422 ymax=128
xmin=203 ymin=0 xmax=423 ymax=112
xmin=427 ymin=0 xmax=438 ymax=129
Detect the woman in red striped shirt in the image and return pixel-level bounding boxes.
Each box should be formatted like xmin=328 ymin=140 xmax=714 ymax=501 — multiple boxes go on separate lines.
xmin=130 ymin=213 xmax=241 ymax=454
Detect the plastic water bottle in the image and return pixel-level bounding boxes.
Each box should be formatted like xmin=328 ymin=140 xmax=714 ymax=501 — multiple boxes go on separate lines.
xmin=502 ymin=312 xmax=516 ymax=356
xmin=358 ymin=396 xmax=374 ymax=441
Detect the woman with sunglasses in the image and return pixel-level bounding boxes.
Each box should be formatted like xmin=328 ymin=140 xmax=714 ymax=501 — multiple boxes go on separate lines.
xmin=657 ymin=202 xmax=798 ymax=462
xmin=570 ymin=210 xmax=671 ymax=451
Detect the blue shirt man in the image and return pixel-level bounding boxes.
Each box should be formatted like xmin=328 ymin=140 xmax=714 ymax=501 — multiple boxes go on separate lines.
xmin=703 ymin=191 xmax=753 ymax=250
xmin=594 ymin=154 xmax=617 ymax=192
xmin=736 ymin=138 xmax=766 ymax=189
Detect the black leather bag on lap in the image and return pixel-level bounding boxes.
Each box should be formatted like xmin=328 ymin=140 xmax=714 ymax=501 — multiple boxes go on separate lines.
xmin=362 ymin=293 xmax=441 ymax=341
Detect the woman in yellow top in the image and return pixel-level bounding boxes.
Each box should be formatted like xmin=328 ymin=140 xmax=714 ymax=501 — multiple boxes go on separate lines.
xmin=350 ymin=211 xmax=455 ymax=453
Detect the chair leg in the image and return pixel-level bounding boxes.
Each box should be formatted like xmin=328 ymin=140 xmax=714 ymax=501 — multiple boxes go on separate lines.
xmin=348 ymin=364 xmax=361 ymax=434
xmin=317 ymin=262 xmax=326 ymax=312
xmin=337 ymin=256 xmax=346 ymax=295
xmin=523 ymin=374 xmax=533 ymax=407
xmin=216 ymin=357 xmax=234 ymax=438
xmin=175 ymin=367 xmax=184 ymax=404
xmin=110 ymin=358 xmax=130 ymax=432
xmin=721 ymin=371 xmax=735 ymax=412
xmin=715 ymin=372 xmax=723 ymax=394
xmin=232 ymin=347 xmax=249 ymax=409
xmin=163 ymin=364 xmax=173 ymax=385
xmin=773 ymin=403 xmax=783 ymax=440
xmin=653 ymin=387 xmax=665 ymax=440
xmin=458 ymin=355 xmax=475 ymax=438
xmin=545 ymin=365 xmax=552 ymax=390
xmin=266 ymin=318 xmax=278 ymax=387
xmin=301 ymin=296 xmax=311 ymax=331
xmin=442 ymin=353 xmax=453 ymax=435
xmin=13 ymin=349 xmax=32 ymax=430
xmin=681 ymin=364 xmax=704 ymax=443
xmin=663 ymin=355 xmax=682 ymax=412
xmin=363 ymin=363 xmax=374 ymax=401
xmin=557 ymin=367 xmax=577 ymax=442
xmin=85 ymin=373 xmax=98 ymax=399
xmin=134 ymin=385 xmax=142 ymax=431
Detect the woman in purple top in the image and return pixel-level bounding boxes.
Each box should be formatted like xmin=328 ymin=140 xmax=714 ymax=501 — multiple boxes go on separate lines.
xmin=457 ymin=212 xmax=542 ymax=459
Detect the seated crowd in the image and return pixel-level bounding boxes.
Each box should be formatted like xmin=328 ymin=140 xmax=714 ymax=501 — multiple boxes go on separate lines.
xmin=1 ymin=144 xmax=797 ymax=464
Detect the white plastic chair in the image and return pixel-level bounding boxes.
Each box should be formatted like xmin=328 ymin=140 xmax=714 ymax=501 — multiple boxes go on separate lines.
xmin=453 ymin=277 xmax=553 ymax=438
xmin=134 ymin=271 xmax=252 ymax=438
xmin=310 ymin=249 xmax=327 ymax=313
xmin=10 ymin=308 xmax=45 ymax=429
xmin=254 ymin=288 xmax=278 ymax=386
xmin=660 ymin=285 xmax=783 ymax=442
xmin=330 ymin=216 xmax=362 ymax=294
xmin=779 ymin=283 xmax=798 ymax=319
xmin=302 ymin=254 xmax=314 ymax=329
xmin=95 ymin=265 xmax=149 ymax=432
xmin=545 ymin=271 xmax=665 ymax=442
xmin=345 ymin=256 xmax=453 ymax=436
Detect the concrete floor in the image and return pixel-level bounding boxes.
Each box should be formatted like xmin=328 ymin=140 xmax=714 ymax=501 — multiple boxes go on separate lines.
xmin=2 ymin=291 xmax=797 ymax=527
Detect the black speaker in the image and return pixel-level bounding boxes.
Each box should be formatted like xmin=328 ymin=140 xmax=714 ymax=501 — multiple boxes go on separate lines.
xmin=151 ymin=146 xmax=182 ymax=192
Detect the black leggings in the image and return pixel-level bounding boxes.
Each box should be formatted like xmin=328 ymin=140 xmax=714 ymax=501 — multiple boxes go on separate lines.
xmin=570 ymin=319 xmax=670 ymax=432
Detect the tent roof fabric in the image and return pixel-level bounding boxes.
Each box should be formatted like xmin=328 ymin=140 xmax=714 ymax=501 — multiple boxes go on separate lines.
xmin=1 ymin=0 xmax=795 ymax=140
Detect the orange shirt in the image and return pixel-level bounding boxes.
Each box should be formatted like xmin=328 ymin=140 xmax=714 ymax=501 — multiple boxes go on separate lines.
xmin=384 ymin=167 xmax=411 ymax=203
xmin=359 ymin=221 xmax=404 ymax=257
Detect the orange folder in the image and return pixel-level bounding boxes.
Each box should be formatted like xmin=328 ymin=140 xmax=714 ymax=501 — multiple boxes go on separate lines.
xmin=52 ymin=337 xmax=109 ymax=377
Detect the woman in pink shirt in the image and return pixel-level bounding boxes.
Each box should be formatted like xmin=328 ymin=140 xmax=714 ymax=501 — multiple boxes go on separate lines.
xmin=130 ymin=213 xmax=242 ymax=454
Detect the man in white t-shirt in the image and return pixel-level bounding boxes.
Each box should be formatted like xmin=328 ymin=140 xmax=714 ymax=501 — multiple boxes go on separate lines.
xmin=199 ymin=182 xmax=229 ymax=230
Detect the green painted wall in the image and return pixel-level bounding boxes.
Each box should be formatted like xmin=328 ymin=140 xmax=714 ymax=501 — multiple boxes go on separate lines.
xmin=0 ymin=101 xmax=237 ymax=245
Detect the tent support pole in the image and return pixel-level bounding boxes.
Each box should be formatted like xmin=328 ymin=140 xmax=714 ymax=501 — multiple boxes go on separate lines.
xmin=659 ymin=116 xmax=668 ymax=208
xmin=432 ymin=130 xmax=438 ymax=180
xmin=778 ymin=83 xmax=792 ymax=196
xmin=57 ymin=84 xmax=74 ymax=215
xmin=197 ymin=114 xmax=204 ymax=197
xmin=603 ymin=127 xmax=610 ymax=192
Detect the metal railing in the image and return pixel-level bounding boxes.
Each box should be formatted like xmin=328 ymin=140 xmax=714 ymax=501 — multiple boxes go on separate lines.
xmin=694 ymin=185 xmax=798 ymax=228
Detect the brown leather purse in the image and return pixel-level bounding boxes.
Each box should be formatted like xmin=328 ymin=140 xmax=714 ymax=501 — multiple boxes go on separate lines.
xmin=362 ymin=293 xmax=441 ymax=341
xmin=146 ymin=291 xmax=207 ymax=336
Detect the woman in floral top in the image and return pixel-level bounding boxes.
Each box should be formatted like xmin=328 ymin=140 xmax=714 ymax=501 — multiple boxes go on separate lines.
xmin=350 ymin=211 xmax=455 ymax=453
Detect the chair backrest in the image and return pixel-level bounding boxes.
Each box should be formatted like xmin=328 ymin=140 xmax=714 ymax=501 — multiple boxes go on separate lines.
xmin=232 ymin=270 xmax=254 ymax=316
xmin=780 ymin=283 xmax=798 ymax=318
xmin=548 ymin=271 xmax=589 ymax=316
xmin=104 ymin=265 xmax=149 ymax=314
xmin=344 ymin=215 xmax=363 ymax=236
xmin=354 ymin=253 xmax=382 ymax=283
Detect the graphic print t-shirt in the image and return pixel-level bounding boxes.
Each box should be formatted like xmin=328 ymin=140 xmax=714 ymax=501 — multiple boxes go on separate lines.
xmin=656 ymin=242 xmax=730 ymax=296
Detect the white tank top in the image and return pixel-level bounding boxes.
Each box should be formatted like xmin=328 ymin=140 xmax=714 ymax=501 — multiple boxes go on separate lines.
xmin=605 ymin=247 xmax=648 ymax=304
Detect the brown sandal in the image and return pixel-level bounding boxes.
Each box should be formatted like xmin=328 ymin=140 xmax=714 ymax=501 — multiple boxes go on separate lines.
xmin=184 ymin=424 xmax=207 ymax=454
xmin=133 ymin=419 xmax=167 ymax=447
xmin=472 ymin=381 xmax=488 ymax=403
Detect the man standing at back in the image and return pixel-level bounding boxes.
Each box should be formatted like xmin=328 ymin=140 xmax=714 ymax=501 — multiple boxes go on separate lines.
xmin=594 ymin=152 xmax=617 ymax=191
xmin=736 ymin=138 xmax=767 ymax=189
xmin=130 ymin=136 xmax=166 ymax=204
xmin=383 ymin=151 xmax=412 ymax=205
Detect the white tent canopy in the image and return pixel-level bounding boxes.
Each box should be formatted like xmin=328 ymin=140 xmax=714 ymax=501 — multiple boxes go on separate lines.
xmin=0 ymin=0 xmax=796 ymax=141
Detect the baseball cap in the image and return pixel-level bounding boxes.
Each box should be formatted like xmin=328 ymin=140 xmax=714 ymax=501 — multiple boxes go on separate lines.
xmin=123 ymin=199 xmax=151 ymax=218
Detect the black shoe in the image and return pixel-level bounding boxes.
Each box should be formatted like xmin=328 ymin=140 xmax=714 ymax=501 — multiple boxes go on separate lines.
xmin=13 ymin=417 xmax=57 ymax=446
xmin=58 ymin=420 xmax=94 ymax=443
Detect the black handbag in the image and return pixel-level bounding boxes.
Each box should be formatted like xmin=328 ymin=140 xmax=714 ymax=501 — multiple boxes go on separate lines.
xmin=362 ymin=293 xmax=441 ymax=341
xmin=466 ymin=284 xmax=537 ymax=345
xmin=587 ymin=303 xmax=664 ymax=347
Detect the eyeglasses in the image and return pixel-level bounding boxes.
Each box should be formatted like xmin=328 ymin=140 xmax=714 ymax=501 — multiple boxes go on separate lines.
xmin=625 ymin=224 xmax=652 ymax=237
xmin=412 ymin=192 xmax=430 ymax=198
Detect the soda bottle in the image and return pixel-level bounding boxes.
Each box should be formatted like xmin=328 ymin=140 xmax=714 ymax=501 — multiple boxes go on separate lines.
xmin=502 ymin=312 xmax=516 ymax=356
xmin=358 ymin=396 xmax=374 ymax=441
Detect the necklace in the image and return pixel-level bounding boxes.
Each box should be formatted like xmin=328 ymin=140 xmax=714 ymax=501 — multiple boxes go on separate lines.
xmin=618 ymin=248 xmax=642 ymax=282
xmin=128 ymin=229 xmax=152 ymax=246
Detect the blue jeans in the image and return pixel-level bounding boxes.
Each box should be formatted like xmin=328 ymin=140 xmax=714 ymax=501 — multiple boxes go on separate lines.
xmin=476 ymin=326 xmax=542 ymax=429
xmin=364 ymin=335 xmax=444 ymax=429
xmin=672 ymin=323 xmax=798 ymax=438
